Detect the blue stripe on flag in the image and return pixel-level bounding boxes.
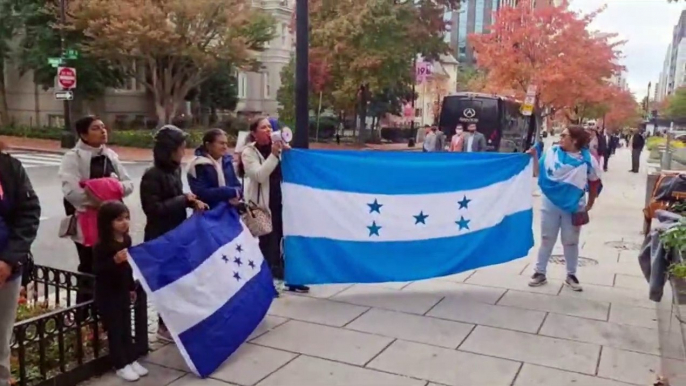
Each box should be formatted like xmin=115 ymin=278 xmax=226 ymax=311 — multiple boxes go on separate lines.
xmin=282 ymin=150 xmax=532 ymax=194
xmin=132 ymin=206 xmax=244 ymax=292
xmin=178 ymin=259 xmax=274 ymax=378
xmin=284 ymin=209 xmax=533 ymax=284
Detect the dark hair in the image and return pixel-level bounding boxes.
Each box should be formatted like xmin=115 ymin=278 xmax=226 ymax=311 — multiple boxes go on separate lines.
xmin=75 ymin=116 xmax=98 ymax=137
xmin=202 ymin=128 xmax=227 ymax=150
xmin=96 ymin=201 xmax=129 ymax=247
xmin=566 ymin=125 xmax=591 ymax=150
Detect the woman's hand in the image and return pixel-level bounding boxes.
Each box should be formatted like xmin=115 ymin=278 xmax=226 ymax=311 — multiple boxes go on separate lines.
xmin=192 ymin=199 xmax=209 ymax=212
xmin=114 ymin=250 xmax=128 ymax=264
xmin=229 ymin=197 xmax=241 ymax=206
xmin=526 ymin=147 xmax=537 ymax=157
xmin=271 ymin=141 xmax=283 ymax=156
xmin=585 ymin=202 xmax=594 ymax=212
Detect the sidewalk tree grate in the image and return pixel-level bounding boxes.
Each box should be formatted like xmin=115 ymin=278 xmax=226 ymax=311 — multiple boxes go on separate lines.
xmin=604 ymin=241 xmax=642 ymax=251
xmin=550 ymin=255 xmax=599 ymax=266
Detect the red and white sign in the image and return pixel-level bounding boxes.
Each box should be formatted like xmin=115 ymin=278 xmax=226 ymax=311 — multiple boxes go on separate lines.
xmin=57 ymin=67 xmax=77 ymax=90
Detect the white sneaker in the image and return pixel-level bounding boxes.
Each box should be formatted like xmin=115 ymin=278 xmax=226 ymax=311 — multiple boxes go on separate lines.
xmin=130 ymin=361 xmax=149 ymax=377
xmin=115 ymin=365 xmax=140 ymax=382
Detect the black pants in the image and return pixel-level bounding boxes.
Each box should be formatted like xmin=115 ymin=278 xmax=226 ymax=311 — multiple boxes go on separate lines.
xmin=631 ymin=149 xmax=641 ymax=172
xmin=75 ymin=243 xmax=94 ymax=320
xmin=603 ymin=153 xmax=610 ymax=170
xmin=99 ymin=301 xmax=136 ymax=370
xmin=259 ymin=202 xmax=284 ymax=280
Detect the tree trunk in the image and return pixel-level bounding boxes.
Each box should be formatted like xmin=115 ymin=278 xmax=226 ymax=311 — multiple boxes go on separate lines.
xmin=154 ymin=95 xmax=183 ymax=125
xmin=0 ymin=61 xmax=9 ymax=126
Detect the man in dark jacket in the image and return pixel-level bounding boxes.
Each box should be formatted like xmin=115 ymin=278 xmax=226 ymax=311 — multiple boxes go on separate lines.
xmin=630 ymin=130 xmax=645 ymax=173
xmin=0 ymin=150 xmax=40 ymax=386
xmin=139 ymin=125 xmax=207 ymax=342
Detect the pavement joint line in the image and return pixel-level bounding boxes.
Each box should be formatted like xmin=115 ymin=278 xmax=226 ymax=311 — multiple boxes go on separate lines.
xmin=535 ymin=312 xmax=549 ymax=335
xmin=606 ymin=301 xmax=612 ymax=322
xmin=595 ymin=345 xmax=603 ymax=376
xmin=340 ymin=306 xmax=372 ymax=328
xmin=220 ymin=351 xmax=300 ymax=386
xmin=495 ymin=288 xmax=510 ymax=305
xmin=420 ymin=295 xmax=446 ymax=317
xmin=508 ymin=362 xmax=524 ymax=386
xmin=454 ymin=323 xmax=478 ymax=351
xmin=362 ymin=337 xmax=396 ymax=368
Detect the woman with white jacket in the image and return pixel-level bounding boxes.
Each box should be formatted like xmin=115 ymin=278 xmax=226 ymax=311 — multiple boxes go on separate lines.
xmin=240 ymin=117 xmax=309 ymax=294
xmin=58 ymin=116 xmax=134 ymax=311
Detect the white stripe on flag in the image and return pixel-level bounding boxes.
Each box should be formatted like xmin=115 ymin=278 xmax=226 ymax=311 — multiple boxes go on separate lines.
xmin=144 ymin=228 xmax=264 ymax=334
xmin=283 ymin=163 xmax=532 ymax=242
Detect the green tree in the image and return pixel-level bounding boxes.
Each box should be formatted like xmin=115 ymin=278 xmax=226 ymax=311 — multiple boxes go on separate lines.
xmin=0 ymin=0 xmax=22 ymax=125
xmin=15 ymin=0 xmax=125 ymax=117
xmin=666 ymin=88 xmax=686 ymax=119
xmin=196 ymin=64 xmax=239 ymax=124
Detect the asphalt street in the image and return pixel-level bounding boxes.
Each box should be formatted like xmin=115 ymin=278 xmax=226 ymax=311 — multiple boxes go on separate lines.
xmin=16 ymin=152 xmax=160 ymax=272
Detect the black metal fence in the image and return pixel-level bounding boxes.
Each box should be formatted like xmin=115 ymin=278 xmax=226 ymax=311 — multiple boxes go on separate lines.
xmin=10 ymin=265 xmax=148 ymax=386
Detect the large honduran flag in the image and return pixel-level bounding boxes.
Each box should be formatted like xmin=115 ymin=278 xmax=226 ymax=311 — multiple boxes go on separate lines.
xmin=281 ymin=150 xmax=535 ymax=285
xmin=127 ymin=204 xmax=275 ymax=378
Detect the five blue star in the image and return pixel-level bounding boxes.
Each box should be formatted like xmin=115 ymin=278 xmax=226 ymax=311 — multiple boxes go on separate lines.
xmin=233 ymin=271 xmax=241 ymax=281
xmin=236 ymin=244 xmax=243 ymax=253
xmin=547 ymin=167 xmax=554 ymax=176
xmin=458 ymin=195 xmax=471 ymax=209
xmin=554 ymin=162 xmax=562 ymax=170
xmin=456 ymin=216 xmax=471 ymax=230
xmin=233 ymin=257 xmax=243 ymax=266
xmin=221 ymin=255 xmax=229 ymax=263
xmin=367 ymin=199 xmax=383 ymax=214
xmin=248 ymin=260 xmax=256 ymax=269
xmin=414 ymin=211 xmax=429 ymax=224
xmin=367 ymin=221 xmax=382 ymax=236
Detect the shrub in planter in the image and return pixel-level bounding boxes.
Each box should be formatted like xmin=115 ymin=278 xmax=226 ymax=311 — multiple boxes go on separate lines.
xmin=0 ymin=126 xmax=62 ymax=140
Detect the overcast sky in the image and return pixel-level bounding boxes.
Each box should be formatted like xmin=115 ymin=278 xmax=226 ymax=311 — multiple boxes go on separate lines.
xmin=569 ymin=0 xmax=683 ymax=99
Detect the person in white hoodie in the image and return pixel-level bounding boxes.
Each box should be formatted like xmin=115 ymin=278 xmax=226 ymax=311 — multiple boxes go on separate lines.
xmin=58 ymin=116 xmax=134 ymax=316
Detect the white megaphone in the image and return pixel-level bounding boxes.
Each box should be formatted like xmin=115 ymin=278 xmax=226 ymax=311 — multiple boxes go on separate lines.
xmin=271 ymin=127 xmax=293 ymax=144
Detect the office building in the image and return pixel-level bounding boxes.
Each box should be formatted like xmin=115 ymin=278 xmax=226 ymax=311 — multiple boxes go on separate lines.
xmin=656 ymin=9 xmax=686 ymax=102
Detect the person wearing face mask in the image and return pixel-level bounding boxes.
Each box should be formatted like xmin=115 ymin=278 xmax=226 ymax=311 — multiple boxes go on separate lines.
xmin=449 ymin=125 xmax=465 ymax=152
xmin=462 ymin=124 xmax=487 ymax=152
xmin=239 ymin=117 xmax=310 ymax=294
xmin=188 ymin=128 xmax=242 ymax=209
xmin=58 ymin=116 xmax=134 ymax=315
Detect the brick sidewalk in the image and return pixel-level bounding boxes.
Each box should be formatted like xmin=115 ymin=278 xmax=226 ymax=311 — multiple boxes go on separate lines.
xmin=0 ymin=135 xmax=418 ymax=162
xmin=81 ymin=147 xmax=686 ymax=386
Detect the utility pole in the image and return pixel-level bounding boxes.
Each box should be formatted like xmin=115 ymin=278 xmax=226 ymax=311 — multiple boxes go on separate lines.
xmin=293 ymin=0 xmax=309 ymax=149
xmin=59 ymin=0 xmax=74 ymax=148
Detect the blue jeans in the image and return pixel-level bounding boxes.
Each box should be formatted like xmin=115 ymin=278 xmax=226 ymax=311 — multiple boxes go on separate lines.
xmin=535 ymin=197 xmax=581 ymax=276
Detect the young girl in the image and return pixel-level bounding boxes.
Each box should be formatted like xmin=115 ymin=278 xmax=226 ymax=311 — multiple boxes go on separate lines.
xmin=93 ymin=201 xmax=148 ymax=382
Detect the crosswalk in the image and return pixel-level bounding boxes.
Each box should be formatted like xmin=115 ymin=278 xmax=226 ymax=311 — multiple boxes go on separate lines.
xmin=10 ymin=151 xmax=138 ymax=168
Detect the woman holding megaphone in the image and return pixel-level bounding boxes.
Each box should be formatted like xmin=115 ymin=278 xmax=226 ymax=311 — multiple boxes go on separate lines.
xmin=239 ymin=117 xmax=309 ymax=295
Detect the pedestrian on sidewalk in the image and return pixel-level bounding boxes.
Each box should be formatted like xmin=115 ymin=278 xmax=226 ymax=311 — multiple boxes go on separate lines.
xmin=93 ymin=201 xmax=148 ymax=382
xmin=435 ymin=127 xmax=447 ymax=152
xmin=0 ymin=143 xmax=40 ymax=386
xmin=187 ymin=129 xmax=242 ymax=209
xmin=462 ymin=124 xmax=487 ymax=152
xmin=449 ymin=125 xmax=465 ymax=152
xmin=240 ymin=117 xmax=310 ymax=294
xmin=422 ymin=126 xmax=436 ymax=152
xmin=529 ymin=125 xmax=602 ymax=291
xmin=140 ymin=125 xmax=208 ymax=343
xmin=599 ymin=128 xmax=617 ymax=172
xmin=630 ymin=129 xmax=645 ymax=173
xmin=58 ymin=116 xmax=134 ymax=319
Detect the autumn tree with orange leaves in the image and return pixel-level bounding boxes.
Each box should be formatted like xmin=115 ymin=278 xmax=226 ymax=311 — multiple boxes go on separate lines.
xmin=469 ymin=2 xmax=624 ymax=121
xmin=278 ymin=0 xmax=462 ymax=127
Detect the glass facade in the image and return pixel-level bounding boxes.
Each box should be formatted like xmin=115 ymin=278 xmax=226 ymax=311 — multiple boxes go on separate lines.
xmin=458 ymin=9 xmax=468 ymax=59
xmin=475 ymin=0 xmax=485 ymax=34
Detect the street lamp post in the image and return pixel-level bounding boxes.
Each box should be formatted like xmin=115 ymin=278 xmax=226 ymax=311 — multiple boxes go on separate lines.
xmin=59 ymin=0 xmax=74 ymax=149
xmin=293 ymin=0 xmax=309 ymax=149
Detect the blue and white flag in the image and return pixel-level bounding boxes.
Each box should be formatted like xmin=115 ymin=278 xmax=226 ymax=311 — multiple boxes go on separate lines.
xmin=282 ymin=150 xmax=534 ymax=285
xmin=538 ymin=145 xmax=602 ymax=213
xmin=127 ymin=204 xmax=275 ymax=378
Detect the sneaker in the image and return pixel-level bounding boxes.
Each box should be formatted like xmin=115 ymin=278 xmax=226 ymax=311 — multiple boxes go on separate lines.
xmin=115 ymin=365 xmax=140 ymax=382
xmin=528 ymin=273 xmax=548 ymax=287
xmin=286 ymin=284 xmax=310 ymax=293
xmin=130 ymin=361 xmax=149 ymax=377
xmin=156 ymin=328 xmax=174 ymax=343
xmin=565 ymin=274 xmax=583 ymax=292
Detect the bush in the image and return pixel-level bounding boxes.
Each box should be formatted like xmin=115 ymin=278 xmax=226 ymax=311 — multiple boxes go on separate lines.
xmin=0 ymin=125 xmax=236 ymax=149
xmin=380 ymin=127 xmax=415 ymax=143
xmin=217 ymin=116 xmax=251 ymax=136
xmin=646 ymin=137 xmax=686 ymax=151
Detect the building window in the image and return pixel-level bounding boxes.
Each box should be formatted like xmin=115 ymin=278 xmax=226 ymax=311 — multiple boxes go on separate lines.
xmin=263 ymin=72 xmax=271 ymax=98
xmin=475 ymin=0 xmax=485 ymax=34
xmin=48 ymin=115 xmax=65 ymax=128
xmin=415 ymin=108 xmax=422 ymax=117
xmin=115 ymin=61 xmax=145 ymax=92
xmin=238 ymin=72 xmax=247 ymax=99
xmin=281 ymin=24 xmax=287 ymax=46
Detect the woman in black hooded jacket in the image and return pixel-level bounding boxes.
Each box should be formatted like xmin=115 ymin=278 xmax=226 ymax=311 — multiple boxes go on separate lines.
xmin=139 ymin=125 xmax=207 ymax=342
